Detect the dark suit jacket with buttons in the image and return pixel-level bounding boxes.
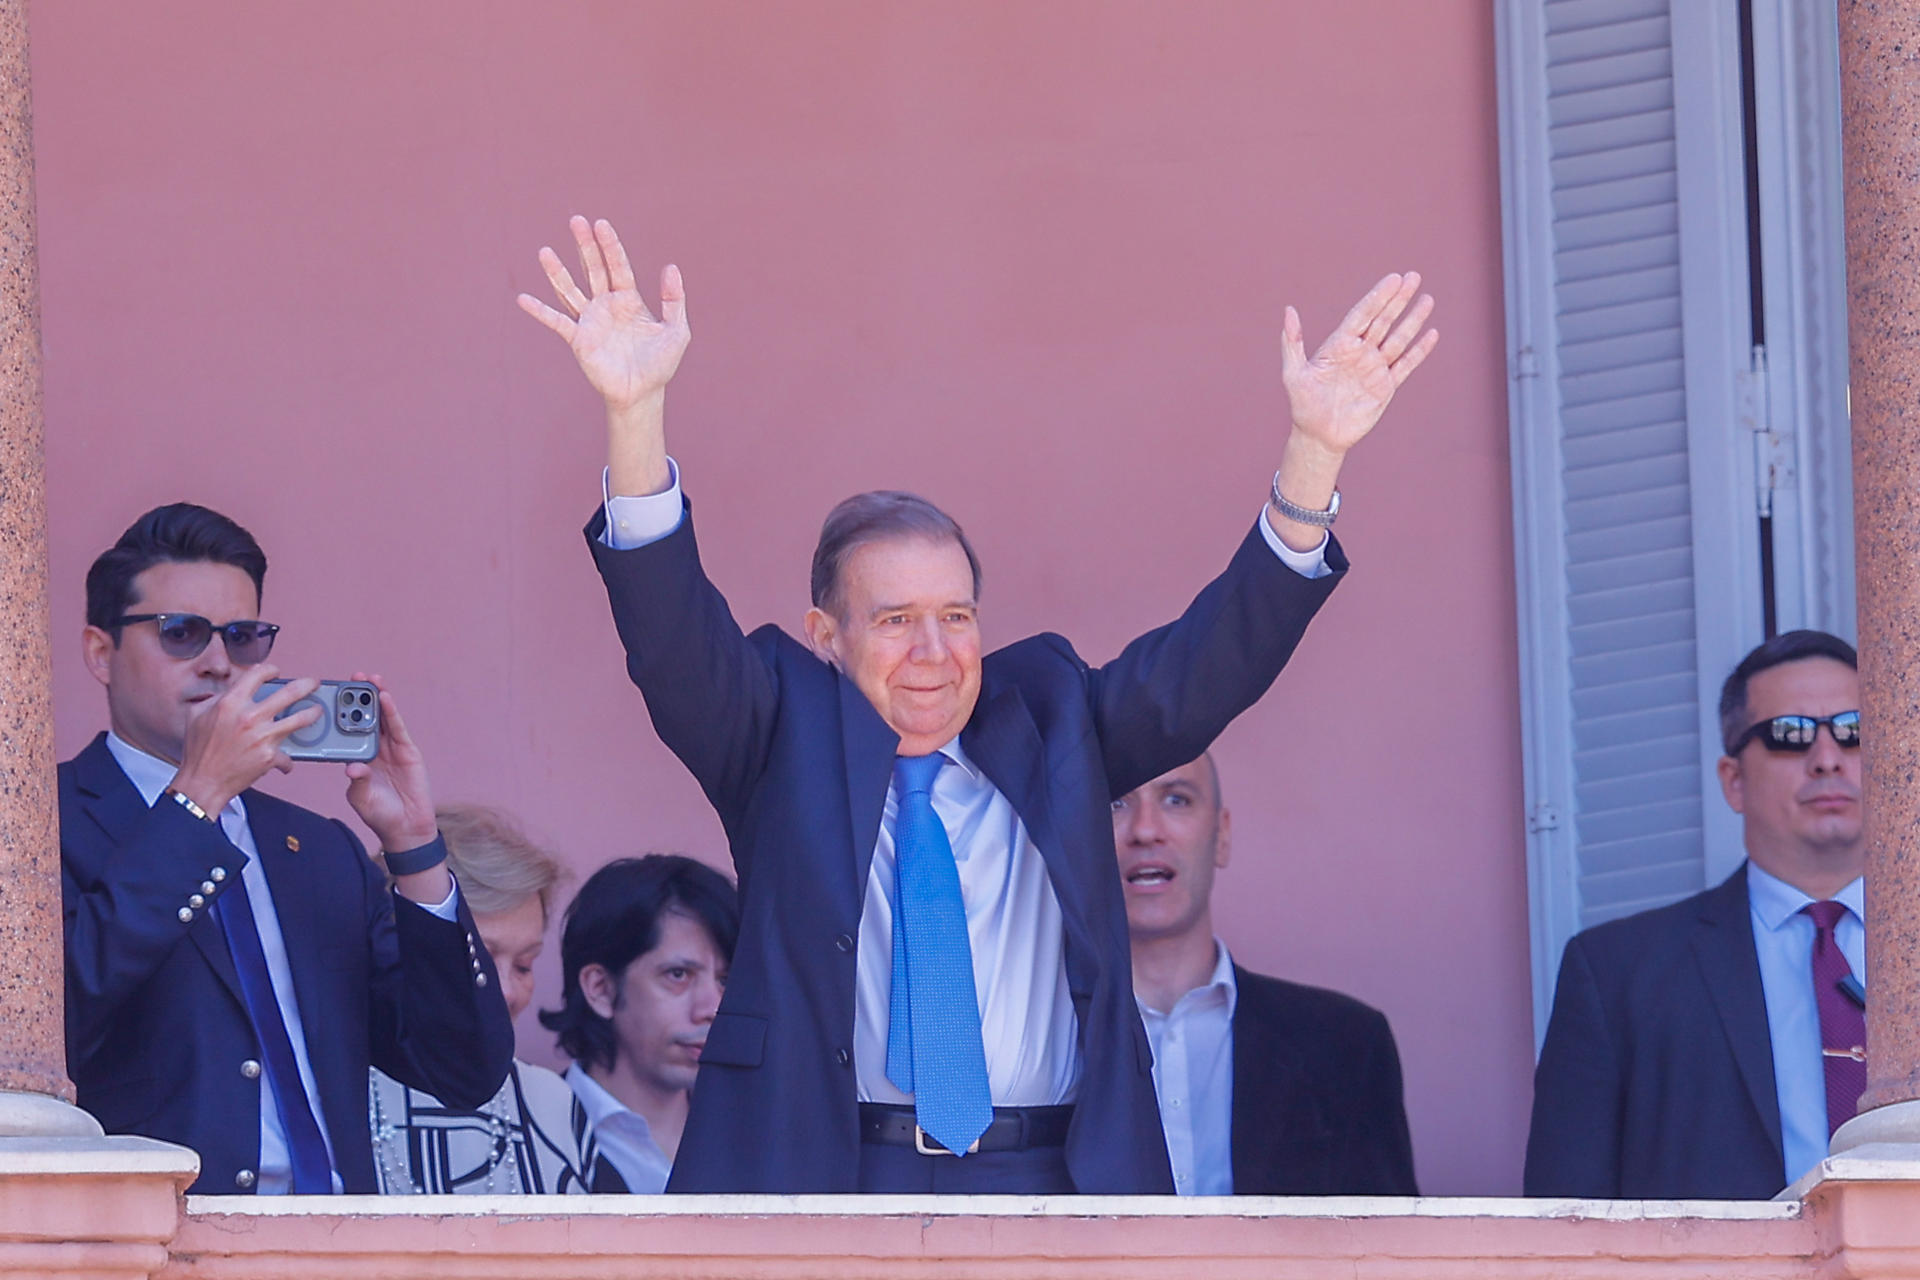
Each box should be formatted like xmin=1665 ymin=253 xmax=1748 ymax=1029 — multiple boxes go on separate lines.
xmin=588 ymin=502 xmax=1344 ymax=1194
xmin=1524 ymin=864 xmax=1788 ymax=1199
xmin=60 ymin=734 xmax=516 ymax=1195
xmin=1229 ymin=966 xmax=1418 ymax=1195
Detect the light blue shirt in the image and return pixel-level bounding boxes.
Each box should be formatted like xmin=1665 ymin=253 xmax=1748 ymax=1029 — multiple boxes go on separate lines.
xmin=105 ymin=733 xmax=458 ymax=1194
xmin=1746 ymin=861 xmax=1866 ymax=1187
xmin=1138 ymin=939 xmax=1237 ymax=1195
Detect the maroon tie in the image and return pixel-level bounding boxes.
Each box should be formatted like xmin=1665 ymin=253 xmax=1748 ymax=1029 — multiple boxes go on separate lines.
xmin=1803 ymin=900 xmax=1866 ymax=1137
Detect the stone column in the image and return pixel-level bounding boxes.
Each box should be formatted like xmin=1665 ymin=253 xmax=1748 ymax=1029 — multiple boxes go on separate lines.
xmin=0 ymin=0 xmax=93 ymax=1137
xmin=0 ymin=11 xmax=197 ymax=1276
xmin=1835 ymin=0 xmax=1920 ymax=1149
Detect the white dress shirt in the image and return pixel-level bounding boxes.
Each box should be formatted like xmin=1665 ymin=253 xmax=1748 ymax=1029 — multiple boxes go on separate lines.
xmin=1137 ymin=939 xmax=1238 ymax=1195
xmin=564 ymin=1064 xmax=673 ymax=1193
xmin=106 ymin=732 xmax=458 ymax=1194
xmin=600 ymin=461 xmax=1326 ymax=1109
xmin=1746 ymin=862 xmax=1867 ymax=1185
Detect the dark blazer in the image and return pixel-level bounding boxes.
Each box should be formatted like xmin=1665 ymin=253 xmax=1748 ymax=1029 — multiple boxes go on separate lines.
xmin=1230 ymin=966 xmax=1419 ymax=1195
xmin=1524 ymin=864 xmax=1786 ymax=1199
xmin=589 ymin=503 xmax=1343 ymax=1193
xmin=60 ymin=734 xmax=515 ymax=1195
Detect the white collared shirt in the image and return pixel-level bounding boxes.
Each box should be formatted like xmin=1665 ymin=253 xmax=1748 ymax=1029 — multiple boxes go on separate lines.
xmin=564 ymin=1064 xmax=673 ymax=1193
xmin=1746 ymin=862 xmax=1867 ymax=1186
xmin=1137 ymin=939 xmax=1238 ymax=1195
xmin=598 ymin=460 xmax=1326 ymax=1108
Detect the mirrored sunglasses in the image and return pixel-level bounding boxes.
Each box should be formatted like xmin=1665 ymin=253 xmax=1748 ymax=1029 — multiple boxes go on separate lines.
xmin=1728 ymin=710 xmax=1861 ymax=755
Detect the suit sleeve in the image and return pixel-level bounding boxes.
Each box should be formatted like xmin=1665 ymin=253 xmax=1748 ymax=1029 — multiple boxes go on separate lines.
xmin=1345 ymin=1008 xmax=1420 ymax=1195
xmin=1524 ymin=933 xmax=1624 ymax=1197
xmin=62 ymin=796 xmax=246 ymax=1062
xmin=356 ymin=826 xmax=515 ymax=1109
xmin=1087 ymin=521 xmax=1345 ymax=798
xmin=585 ymin=501 xmax=779 ymax=826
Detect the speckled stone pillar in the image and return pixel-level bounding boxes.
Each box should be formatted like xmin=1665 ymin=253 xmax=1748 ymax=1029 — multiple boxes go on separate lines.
xmin=1837 ymin=0 xmax=1920 ymax=1141
xmin=0 ymin=0 xmax=85 ymax=1128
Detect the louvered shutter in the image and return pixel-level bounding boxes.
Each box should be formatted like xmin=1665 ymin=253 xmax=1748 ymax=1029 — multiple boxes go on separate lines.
xmin=1498 ymin=0 xmax=1762 ymax=1042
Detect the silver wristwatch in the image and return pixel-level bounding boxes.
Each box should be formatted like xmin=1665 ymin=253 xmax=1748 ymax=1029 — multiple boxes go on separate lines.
xmin=1269 ymin=472 xmax=1341 ymax=528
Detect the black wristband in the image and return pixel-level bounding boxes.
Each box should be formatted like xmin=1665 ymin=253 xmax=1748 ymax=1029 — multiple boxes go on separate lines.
xmin=383 ymin=832 xmax=448 ymax=877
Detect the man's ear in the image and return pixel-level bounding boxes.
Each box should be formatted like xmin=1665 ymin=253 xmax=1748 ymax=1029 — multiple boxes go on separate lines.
xmin=1214 ymin=807 xmax=1232 ymax=870
xmin=82 ymin=625 xmax=116 ymax=688
xmin=802 ymin=606 xmax=840 ymax=668
xmin=579 ymin=963 xmax=618 ymax=1020
xmin=1717 ymin=754 xmax=1745 ymax=815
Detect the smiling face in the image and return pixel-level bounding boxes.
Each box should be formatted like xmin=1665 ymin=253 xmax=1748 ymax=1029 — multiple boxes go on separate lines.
xmin=1112 ymin=756 xmax=1232 ymax=945
xmin=81 ymin=559 xmax=263 ymax=765
xmin=803 ymin=535 xmax=983 ymax=757
xmin=586 ymin=910 xmax=728 ymax=1097
xmin=1717 ymin=655 xmax=1865 ymax=896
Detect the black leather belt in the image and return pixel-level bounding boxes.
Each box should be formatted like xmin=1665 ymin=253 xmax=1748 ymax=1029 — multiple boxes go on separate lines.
xmin=859 ymin=1102 xmax=1074 ymax=1155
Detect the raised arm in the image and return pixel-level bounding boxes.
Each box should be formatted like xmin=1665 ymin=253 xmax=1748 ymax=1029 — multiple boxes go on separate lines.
xmin=1268 ymin=273 xmax=1438 ymax=550
xmin=517 ymin=215 xmax=691 ymax=497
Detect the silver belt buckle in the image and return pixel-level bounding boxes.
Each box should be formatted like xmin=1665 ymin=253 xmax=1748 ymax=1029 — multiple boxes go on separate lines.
xmin=914 ymin=1124 xmax=980 ymax=1156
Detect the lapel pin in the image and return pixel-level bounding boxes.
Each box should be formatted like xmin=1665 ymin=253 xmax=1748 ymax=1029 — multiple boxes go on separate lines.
xmin=285 ymin=836 xmax=301 ymax=853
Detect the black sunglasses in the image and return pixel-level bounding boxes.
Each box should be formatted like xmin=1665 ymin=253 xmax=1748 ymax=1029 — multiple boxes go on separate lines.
xmin=113 ymin=613 xmax=280 ymax=665
xmin=1727 ymin=710 xmax=1861 ymax=755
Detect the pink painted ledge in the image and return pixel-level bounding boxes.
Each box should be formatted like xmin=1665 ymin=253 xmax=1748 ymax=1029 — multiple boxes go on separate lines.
xmin=0 ymin=1139 xmax=1900 ymax=1280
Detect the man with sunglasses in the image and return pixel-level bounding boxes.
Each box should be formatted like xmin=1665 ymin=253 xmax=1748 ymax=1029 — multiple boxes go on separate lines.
xmin=60 ymin=503 xmax=514 ymax=1194
xmin=1525 ymin=629 xmax=1866 ymax=1199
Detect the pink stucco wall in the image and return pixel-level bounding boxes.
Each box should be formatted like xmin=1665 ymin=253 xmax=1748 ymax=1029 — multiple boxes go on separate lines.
xmin=30 ymin=2 xmax=1528 ymax=1193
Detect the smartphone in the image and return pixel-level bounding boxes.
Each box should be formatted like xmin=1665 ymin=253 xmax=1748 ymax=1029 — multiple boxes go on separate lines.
xmin=254 ymin=679 xmax=381 ymax=762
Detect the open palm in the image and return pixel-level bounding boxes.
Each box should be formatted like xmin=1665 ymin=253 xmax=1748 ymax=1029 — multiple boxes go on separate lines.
xmin=1281 ymin=272 xmax=1437 ymax=454
xmin=518 ymin=216 xmax=690 ymax=411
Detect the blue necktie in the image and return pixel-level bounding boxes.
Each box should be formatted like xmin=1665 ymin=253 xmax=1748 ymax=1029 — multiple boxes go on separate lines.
xmin=213 ymin=874 xmax=334 ymax=1193
xmin=885 ymin=753 xmax=993 ymax=1155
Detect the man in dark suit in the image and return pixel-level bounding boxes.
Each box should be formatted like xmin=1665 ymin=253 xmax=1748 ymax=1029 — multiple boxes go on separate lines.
xmin=518 ymin=215 xmax=1437 ymax=1193
xmin=1114 ymin=753 xmax=1417 ymax=1195
xmin=1526 ymin=630 xmax=1867 ymax=1199
xmin=62 ymin=503 xmax=514 ymax=1194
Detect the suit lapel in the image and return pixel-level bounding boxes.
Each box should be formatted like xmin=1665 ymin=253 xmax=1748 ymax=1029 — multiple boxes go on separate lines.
xmin=962 ymin=688 xmax=1097 ymax=972
xmin=71 ymin=735 xmax=151 ymax=848
xmin=1228 ymin=969 xmax=1323 ymax=1191
xmin=71 ymin=735 xmax=245 ymax=1007
xmin=839 ymin=675 xmax=900 ymax=893
xmin=1690 ymin=865 xmax=1784 ymax=1166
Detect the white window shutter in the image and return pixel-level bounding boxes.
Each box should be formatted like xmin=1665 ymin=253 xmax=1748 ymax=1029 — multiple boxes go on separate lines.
xmin=1498 ymin=0 xmax=1762 ymax=1044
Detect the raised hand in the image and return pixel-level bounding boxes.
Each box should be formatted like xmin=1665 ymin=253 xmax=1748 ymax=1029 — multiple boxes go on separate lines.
xmin=341 ymin=673 xmax=436 ymax=854
xmin=518 ymin=216 xmax=690 ymax=414
xmin=1281 ymin=272 xmax=1438 ymax=457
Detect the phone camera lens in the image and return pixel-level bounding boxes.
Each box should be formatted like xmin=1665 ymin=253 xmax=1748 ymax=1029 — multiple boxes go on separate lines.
xmin=350 ymin=708 xmax=364 ymax=723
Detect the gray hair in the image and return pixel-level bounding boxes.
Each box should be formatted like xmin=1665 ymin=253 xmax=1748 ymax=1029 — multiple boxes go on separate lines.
xmin=810 ymin=490 xmax=982 ymax=618
xmin=432 ymin=803 xmax=567 ymax=923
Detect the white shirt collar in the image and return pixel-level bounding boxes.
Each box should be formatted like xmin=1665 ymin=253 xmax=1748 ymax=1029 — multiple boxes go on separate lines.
xmin=564 ymin=1063 xmax=658 ymax=1139
xmin=1140 ymin=937 xmax=1240 ymax=1019
xmin=104 ymin=732 xmax=189 ymax=807
xmin=931 ymin=734 xmax=985 ymax=783
xmin=1747 ymin=859 xmax=1865 ymax=932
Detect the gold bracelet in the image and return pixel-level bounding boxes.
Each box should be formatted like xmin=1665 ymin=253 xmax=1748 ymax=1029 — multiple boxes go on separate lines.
xmin=163 ymin=786 xmax=217 ymax=823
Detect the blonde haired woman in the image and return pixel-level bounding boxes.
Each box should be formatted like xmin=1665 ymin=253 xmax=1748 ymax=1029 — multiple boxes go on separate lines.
xmin=370 ymin=805 xmax=607 ymax=1193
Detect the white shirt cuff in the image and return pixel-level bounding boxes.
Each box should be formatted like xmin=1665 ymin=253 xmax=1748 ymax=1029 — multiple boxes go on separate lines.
xmin=1256 ymin=504 xmax=1331 ymax=579
xmin=415 ymin=878 xmax=461 ymax=922
xmin=600 ymin=458 xmax=685 ymax=550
